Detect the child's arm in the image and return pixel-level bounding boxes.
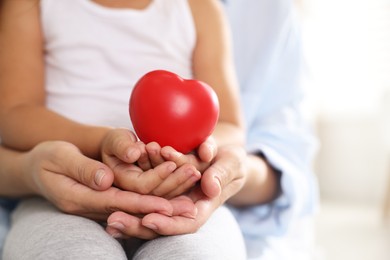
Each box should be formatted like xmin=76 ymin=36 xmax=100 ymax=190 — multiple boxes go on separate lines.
xmin=189 ymin=0 xmax=245 ymax=147
xmin=0 ymin=0 xmax=109 ymax=159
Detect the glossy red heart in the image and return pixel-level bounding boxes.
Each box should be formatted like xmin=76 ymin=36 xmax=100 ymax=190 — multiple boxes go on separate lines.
xmin=129 ymin=70 xmax=219 ymax=153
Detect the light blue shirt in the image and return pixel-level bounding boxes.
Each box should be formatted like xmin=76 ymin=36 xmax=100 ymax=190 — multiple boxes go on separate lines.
xmin=223 ymin=0 xmax=319 ymax=258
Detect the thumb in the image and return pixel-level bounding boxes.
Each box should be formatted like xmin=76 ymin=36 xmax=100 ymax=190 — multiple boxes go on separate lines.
xmin=197 ymin=136 xmax=217 ymax=163
xmin=62 ymin=147 xmax=114 ymax=191
xmin=200 ymin=146 xmax=246 ymax=199
xmin=200 ymin=166 xmax=222 ymax=198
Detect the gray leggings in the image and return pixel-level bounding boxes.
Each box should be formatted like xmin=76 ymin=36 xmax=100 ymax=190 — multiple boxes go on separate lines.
xmin=2 ymin=198 xmax=246 ymax=260
xmin=0 ymin=206 xmax=11 ymax=259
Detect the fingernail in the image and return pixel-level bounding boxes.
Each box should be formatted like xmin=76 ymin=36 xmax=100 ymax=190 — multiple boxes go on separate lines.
xmin=129 ymin=131 xmax=138 ymax=142
xmin=111 ymin=232 xmax=126 ymax=239
xmin=214 ymin=176 xmax=222 ymax=195
xmin=168 ymin=149 xmax=182 ymax=159
xmin=126 ymin=149 xmax=135 ymax=159
xmin=95 ymin=169 xmax=106 ymax=186
xmin=108 ymin=222 xmax=125 ymax=231
xmin=143 ymin=223 xmax=158 ymax=231
xmin=174 ymin=150 xmax=182 ymax=157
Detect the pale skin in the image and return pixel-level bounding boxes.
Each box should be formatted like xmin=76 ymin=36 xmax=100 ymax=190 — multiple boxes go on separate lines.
xmin=0 ymin=0 xmax=280 ymax=238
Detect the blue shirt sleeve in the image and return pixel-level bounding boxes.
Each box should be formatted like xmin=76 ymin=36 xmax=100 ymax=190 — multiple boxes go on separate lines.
xmin=224 ymin=0 xmax=319 ymax=240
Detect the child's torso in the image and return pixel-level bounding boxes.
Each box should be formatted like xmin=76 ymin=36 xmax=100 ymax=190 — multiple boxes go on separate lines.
xmin=41 ymin=0 xmax=196 ymax=128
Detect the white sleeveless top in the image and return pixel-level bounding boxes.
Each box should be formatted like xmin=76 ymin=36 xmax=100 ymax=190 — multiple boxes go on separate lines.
xmin=40 ymin=0 xmax=196 ymax=128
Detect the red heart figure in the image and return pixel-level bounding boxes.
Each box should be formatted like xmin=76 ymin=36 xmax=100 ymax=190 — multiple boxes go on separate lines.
xmin=129 ymin=70 xmax=219 ymax=153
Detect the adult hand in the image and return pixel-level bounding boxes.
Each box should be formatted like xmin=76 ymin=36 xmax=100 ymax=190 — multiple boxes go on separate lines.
xmin=21 ymin=141 xmax=196 ymax=239
xmin=106 ymin=145 xmax=247 ymax=236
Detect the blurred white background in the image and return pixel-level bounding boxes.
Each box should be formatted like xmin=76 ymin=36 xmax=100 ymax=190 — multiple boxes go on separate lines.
xmin=298 ymin=0 xmax=390 ymax=259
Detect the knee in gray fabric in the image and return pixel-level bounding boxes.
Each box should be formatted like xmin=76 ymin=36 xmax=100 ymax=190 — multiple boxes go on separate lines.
xmin=3 ymin=198 xmax=127 ymax=260
xmin=0 ymin=206 xmax=12 ymax=260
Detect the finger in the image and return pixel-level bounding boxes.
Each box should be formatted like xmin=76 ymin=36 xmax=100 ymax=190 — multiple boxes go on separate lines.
xmin=169 ymin=195 xmax=198 ymax=218
xmin=142 ymin=214 xmax=199 ymax=235
xmin=145 ymin=142 xmax=165 ymax=167
xmin=106 ymin=211 xmax=159 ymax=240
xmin=85 ymin=188 xmax=175 ymax=217
xmin=40 ymin=167 xmax=175 ymax=223
xmin=161 ymin=146 xmax=209 ymax=172
xmin=164 ymin=174 xmax=199 ymax=199
xmin=201 ymin=147 xmax=246 ymax=199
xmin=201 ymin=165 xmax=223 ymax=198
xmin=142 ymin=194 xmax=215 ymax=236
xmin=135 ymin=141 xmax=152 ymax=170
xmin=197 ymin=136 xmax=217 ymax=163
xmin=152 ymin=164 xmax=201 ymax=198
xmin=59 ymin=144 xmax=114 ymax=191
xmin=103 ymin=129 xmax=141 ymax=163
xmin=160 ymin=146 xmax=185 ymax=165
xmin=114 ymin=161 xmax=177 ymax=194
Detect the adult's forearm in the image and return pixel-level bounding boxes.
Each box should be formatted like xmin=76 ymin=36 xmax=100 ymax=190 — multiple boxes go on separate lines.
xmin=227 ymin=154 xmax=281 ymax=207
xmin=0 ymin=105 xmax=110 ymax=159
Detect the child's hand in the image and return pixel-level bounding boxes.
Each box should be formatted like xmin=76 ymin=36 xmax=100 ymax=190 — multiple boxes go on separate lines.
xmin=100 ymin=128 xmax=201 ymax=199
xmin=158 ymin=136 xmax=218 ymax=173
xmin=135 ymin=136 xmax=218 ymax=197
xmin=118 ymin=136 xmax=217 ymax=198
xmin=113 ymin=157 xmax=201 ymax=199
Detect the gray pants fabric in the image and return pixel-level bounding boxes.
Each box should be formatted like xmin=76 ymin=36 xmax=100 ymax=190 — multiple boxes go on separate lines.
xmin=132 ymin=204 xmax=246 ymax=260
xmin=3 ymin=198 xmax=246 ymax=260
xmin=0 ymin=206 xmax=11 ymax=260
